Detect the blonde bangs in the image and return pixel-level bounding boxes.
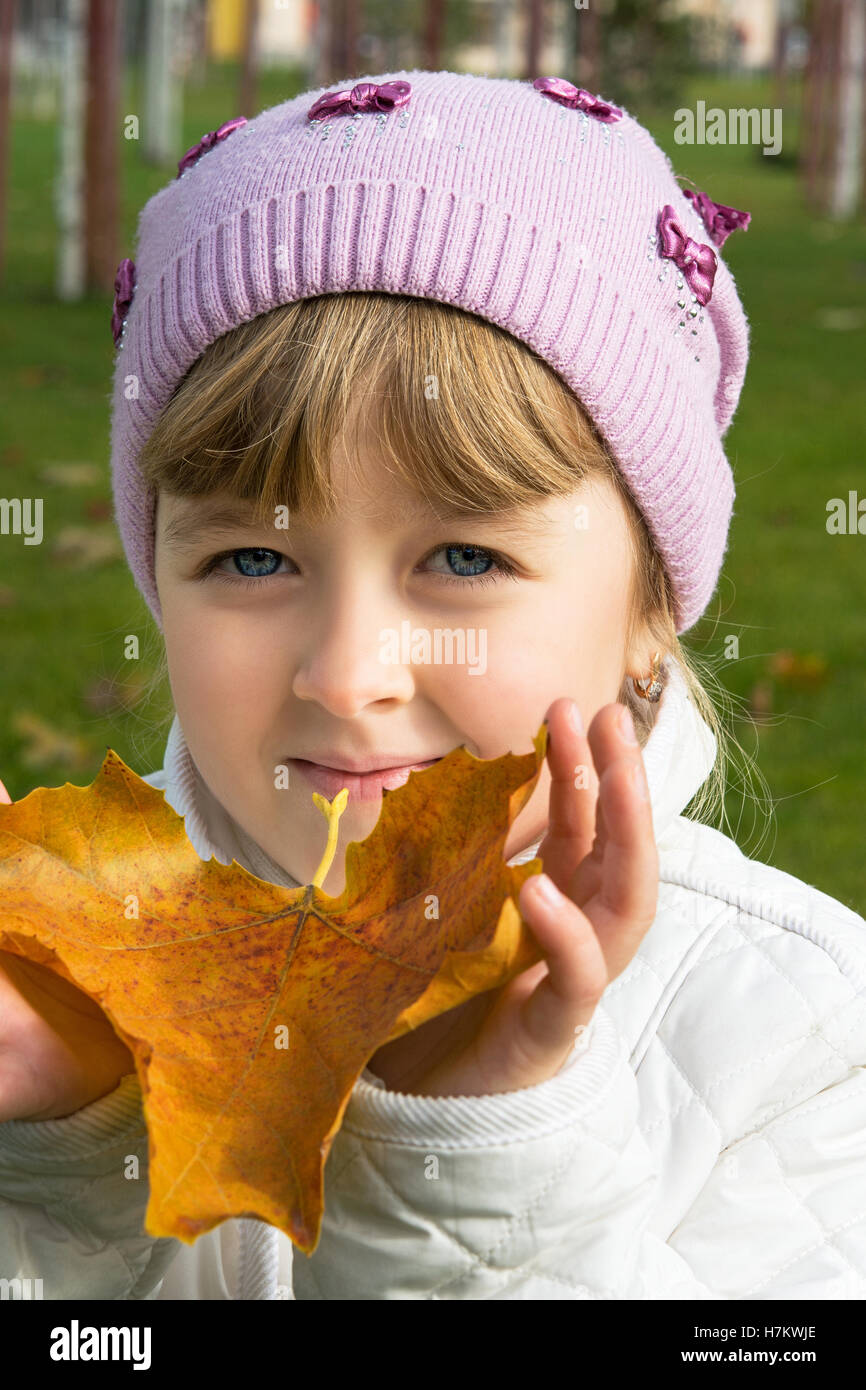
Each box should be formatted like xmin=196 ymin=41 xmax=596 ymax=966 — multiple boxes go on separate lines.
xmin=138 ymin=292 xmax=621 ymax=523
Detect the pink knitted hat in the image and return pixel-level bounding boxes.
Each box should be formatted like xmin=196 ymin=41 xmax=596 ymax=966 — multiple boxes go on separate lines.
xmin=109 ymin=68 xmax=751 ymax=634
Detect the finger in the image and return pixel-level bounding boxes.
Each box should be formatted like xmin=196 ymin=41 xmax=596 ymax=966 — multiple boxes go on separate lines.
xmin=544 ymin=701 xmax=646 ymax=906
xmin=537 ymin=697 xmax=598 ymax=890
xmin=585 ymin=703 xmax=644 ymax=806
xmin=582 ymin=703 xmax=648 ymax=860
xmin=583 ymin=755 xmax=658 ymax=980
xmin=0 ymin=779 xmax=11 ymax=805
xmin=516 ymin=873 xmax=607 ymax=1055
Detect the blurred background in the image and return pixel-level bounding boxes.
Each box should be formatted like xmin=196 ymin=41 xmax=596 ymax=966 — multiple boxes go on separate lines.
xmin=0 ymin=0 xmax=864 ymax=911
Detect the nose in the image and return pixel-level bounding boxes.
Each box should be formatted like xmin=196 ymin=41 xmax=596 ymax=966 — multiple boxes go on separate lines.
xmin=291 ymin=572 xmax=416 ymax=717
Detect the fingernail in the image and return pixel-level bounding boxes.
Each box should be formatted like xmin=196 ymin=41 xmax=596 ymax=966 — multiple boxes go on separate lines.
xmin=619 ymin=706 xmax=638 ymax=745
xmin=532 ymin=873 xmax=561 ymax=907
xmin=631 ymin=761 xmax=650 ymax=800
xmin=568 ymin=700 xmax=584 ymax=736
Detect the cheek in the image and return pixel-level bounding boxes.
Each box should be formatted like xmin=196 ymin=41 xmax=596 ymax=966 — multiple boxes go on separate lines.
xmin=476 ymin=581 xmax=627 ymax=707
xmin=162 ymin=603 xmax=286 ymax=750
xmin=549 ymin=550 xmax=631 ymax=689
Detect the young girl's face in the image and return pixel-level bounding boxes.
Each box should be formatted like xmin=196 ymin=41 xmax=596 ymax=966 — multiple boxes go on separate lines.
xmin=153 ymin=395 xmax=643 ymax=894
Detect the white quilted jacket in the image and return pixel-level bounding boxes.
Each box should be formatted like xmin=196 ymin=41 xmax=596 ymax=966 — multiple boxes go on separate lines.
xmin=1 ymin=657 xmax=864 ymax=1300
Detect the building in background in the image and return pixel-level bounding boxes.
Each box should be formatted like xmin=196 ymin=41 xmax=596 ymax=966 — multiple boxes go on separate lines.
xmin=206 ymin=0 xmax=785 ymax=72
xmin=208 ymin=0 xmax=309 ymax=63
xmin=673 ymin=0 xmax=782 ymax=69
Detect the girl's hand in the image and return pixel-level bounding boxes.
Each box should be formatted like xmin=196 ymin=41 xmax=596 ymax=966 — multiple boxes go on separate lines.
xmin=0 ymin=777 xmax=136 ymax=1122
xmin=369 ymin=698 xmax=659 ymax=1098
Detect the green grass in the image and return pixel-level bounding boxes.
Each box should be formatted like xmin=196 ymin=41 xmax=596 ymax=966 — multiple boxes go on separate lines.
xmin=1 ymin=66 xmax=864 ymax=915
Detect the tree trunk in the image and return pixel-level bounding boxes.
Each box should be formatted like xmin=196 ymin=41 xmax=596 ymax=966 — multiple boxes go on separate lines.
xmin=771 ymin=12 xmax=790 ymax=112
xmin=143 ymin=0 xmax=184 ymax=165
xmin=239 ymin=0 xmax=259 ymax=118
xmin=308 ymin=0 xmax=327 ymax=88
xmin=328 ymin=0 xmax=340 ymax=80
xmin=802 ymin=0 xmax=840 ymax=212
xmin=344 ymin=0 xmax=360 ymax=74
xmin=423 ymin=0 xmax=445 ymax=70
xmin=524 ymin=0 xmax=543 ymax=80
xmin=187 ymin=0 xmax=208 ymax=88
xmin=57 ymin=0 xmax=87 ymax=300
xmin=0 ymin=0 xmax=16 ymax=284
xmin=492 ymin=0 xmax=509 ymax=77
xmin=576 ymin=2 xmax=600 ymax=89
xmin=830 ymin=0 xmax=865 ymax=216
xmin=84 ymin=0 xmax=121 ymax=294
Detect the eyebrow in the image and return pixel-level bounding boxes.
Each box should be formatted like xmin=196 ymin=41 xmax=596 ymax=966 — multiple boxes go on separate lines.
xmin=160 ymin=498 xmax=555 ymax=551
xmin=392 ymin=502 xmax=556 ymax=541
xmin=161 ymin=503 xmax=278 ymax=551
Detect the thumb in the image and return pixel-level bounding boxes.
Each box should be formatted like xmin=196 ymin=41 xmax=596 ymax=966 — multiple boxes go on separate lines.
xmin=0 ymin=779 xmax=11 ymax=804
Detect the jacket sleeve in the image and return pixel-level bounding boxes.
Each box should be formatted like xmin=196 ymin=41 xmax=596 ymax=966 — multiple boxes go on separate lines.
xmin=293 ymin=995 xmax=866 ymax=1300
xmin=665 ymin=1064 xmax=866 ymax=1300
xmin=0 ymin=1074 xmax=182 ymax=1300
xmin=293 ymin=1003 xmax=717 ymax=1299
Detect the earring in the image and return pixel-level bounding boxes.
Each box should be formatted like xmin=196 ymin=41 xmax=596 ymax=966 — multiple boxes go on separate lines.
xmin=632 ymin=650 xmax=664 ymax=703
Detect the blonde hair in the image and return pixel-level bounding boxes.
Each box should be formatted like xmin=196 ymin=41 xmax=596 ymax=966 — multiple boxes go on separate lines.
xmin=137 ymin=292 xmax=771 ymax=846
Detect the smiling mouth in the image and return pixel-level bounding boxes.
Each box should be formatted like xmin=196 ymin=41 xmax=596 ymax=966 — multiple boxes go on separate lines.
xmin=287 ymin=757 xmax=443 ymax=803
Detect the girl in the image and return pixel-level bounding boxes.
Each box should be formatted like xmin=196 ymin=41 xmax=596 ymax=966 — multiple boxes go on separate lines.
xmin=1 ymin=70 xmax=864 ymax=1301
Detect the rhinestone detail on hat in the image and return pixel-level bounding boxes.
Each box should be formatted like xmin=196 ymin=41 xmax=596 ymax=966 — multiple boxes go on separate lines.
xmin=647 ymin=222 xmax=707 ymax=363
xmin=552 ymin=100 xmax=624 ymax=161
xmin=342 ymin=113 xmax=361 ymax=149
xmin=308 ymin=105 xmax=410 ymax=143
xmin=111 ymin=257 xmax=136 ymax=350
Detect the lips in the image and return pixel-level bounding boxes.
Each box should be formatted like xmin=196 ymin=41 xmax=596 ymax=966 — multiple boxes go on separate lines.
xmin=288 ymin=757 xmax=442 ymax=803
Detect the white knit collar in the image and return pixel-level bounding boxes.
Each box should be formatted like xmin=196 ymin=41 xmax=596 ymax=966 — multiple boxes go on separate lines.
xmin=155 ymin=655 xmax=716 ymax=882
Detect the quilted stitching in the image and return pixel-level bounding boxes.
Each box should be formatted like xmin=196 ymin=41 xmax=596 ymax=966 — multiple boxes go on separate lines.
xmin=298 ymin=818 xmax=866 ymax=1300
xmin=335 ymin=1136 xmax=621 ymax=1300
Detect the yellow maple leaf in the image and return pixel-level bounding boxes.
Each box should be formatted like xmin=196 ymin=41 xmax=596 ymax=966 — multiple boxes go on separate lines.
xmin=0 ymin=727 xmax=548 ymax=1253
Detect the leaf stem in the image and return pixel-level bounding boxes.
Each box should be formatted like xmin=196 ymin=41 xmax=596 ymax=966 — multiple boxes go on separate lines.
xmin=310 ymin=788 xmax=349 ymax=887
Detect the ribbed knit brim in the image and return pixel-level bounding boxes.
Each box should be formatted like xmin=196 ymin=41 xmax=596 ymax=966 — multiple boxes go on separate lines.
xmin=110 ymin=69 xmax=749 ymax=633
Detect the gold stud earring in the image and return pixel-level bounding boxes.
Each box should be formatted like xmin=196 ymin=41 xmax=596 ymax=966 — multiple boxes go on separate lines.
xmin=632 ymin=650 xmax=663 ymax=703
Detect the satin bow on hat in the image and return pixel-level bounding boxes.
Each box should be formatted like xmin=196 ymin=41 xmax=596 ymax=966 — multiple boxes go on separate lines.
xmin=307 ymin=80 xmax=412 ymax=121
xmin=682 ymin=187 xmax=751 ymax=248
xmin=657 ymin=205 xmax=717 ymax=306
xmin=176 ymin=117 xmax=248 ymax=178
xmin=532 ymin=76 xmax=622 ymax=123
xmin=111 ymin=257 xmax=136 ymax=347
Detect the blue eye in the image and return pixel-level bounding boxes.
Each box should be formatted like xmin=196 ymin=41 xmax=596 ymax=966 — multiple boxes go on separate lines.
xmin=227 ymin=548 xmax=283 ymax=578
xmin=440 ymin=545 xmax=494 ymax=578
xmin=200 ymin=548 xmax=290 ymax=588
xmin=198 ymin=542 xmax=518 ymax=591
xmin=420 ymin=543 xmax=518 ymax=588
